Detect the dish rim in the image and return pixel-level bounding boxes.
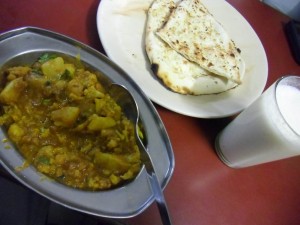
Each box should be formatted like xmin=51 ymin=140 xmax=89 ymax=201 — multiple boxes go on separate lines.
xmin=0 ymin=26 xmax=175 ymax=218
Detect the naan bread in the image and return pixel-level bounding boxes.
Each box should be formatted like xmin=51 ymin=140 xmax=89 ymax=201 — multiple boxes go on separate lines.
xmin=156 ymin=0 xmax=245 ymax=84
xmin=145 ymin=0 xmax=238 ymax=95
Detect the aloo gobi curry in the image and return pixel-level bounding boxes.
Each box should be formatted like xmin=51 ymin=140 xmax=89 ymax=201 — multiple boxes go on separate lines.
xmin=0 ymin=53 xmax=142 ymax=190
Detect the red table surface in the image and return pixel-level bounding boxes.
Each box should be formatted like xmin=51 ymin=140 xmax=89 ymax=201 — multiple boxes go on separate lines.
xmin=1 ymin=1 xmax=300 ymax=225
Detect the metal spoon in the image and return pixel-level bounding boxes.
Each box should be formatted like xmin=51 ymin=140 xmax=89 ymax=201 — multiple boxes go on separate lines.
xmin=109 ymin=83 xmax=173 ymax=225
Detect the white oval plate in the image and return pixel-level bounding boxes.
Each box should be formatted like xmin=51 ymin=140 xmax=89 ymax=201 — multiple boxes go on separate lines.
xmin=97 ymin=0 xmax=268 ymax=118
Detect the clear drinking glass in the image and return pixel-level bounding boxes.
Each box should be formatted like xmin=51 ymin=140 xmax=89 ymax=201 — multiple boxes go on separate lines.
xmin=215 ymin=76 xmax=300 ymax=168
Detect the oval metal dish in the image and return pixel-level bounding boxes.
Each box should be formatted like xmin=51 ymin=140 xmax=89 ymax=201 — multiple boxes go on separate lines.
xmin=0 ymin=27 xmax=174 ymax=218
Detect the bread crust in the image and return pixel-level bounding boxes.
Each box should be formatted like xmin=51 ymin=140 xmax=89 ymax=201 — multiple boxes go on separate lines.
xmin=145 ymin=0 xmax=242 ymax=95
xmin=156 ymin=0 xmax=245 ymax=84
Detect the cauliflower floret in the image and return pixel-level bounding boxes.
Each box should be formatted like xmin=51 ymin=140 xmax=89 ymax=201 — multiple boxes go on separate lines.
xmin=8 ymin=123 xmax=25 ymax=144
xmin=6 ymin=66 xmax=31 ymax=81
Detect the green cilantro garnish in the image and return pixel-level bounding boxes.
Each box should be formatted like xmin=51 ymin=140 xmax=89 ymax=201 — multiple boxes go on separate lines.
xmin=60 ymin=69 xmax=72 ymax=80
xmin=38 ymin=53 xmax=58 ymax=64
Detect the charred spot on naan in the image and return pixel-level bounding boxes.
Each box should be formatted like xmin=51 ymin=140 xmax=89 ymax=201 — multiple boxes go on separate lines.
xmin=150 ymin=63 xmax=159 ymax=75
xmin=149 ymin=62 xmax=189 ymax=94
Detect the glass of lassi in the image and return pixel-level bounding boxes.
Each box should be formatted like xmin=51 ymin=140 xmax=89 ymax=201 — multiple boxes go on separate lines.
xmin=215 ymin=76 xmax=300 ymax=168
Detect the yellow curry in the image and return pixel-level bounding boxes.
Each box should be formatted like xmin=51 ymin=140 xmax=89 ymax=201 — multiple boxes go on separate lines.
xmin=0 ymin=53 xmax=142 ymax=190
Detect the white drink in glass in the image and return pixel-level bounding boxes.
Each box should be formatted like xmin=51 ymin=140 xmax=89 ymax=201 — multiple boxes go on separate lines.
xmin=215 ymin=76 xmax=300 ymax=168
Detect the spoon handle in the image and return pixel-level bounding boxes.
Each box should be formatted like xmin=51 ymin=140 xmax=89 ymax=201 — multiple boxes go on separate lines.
xmin=108 ymin=83 xmax=172 ymax=224
xmin=148 ymin=172 xmax=173 ymax=225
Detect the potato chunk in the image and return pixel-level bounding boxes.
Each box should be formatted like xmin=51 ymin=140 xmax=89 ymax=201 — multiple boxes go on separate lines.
xmin=51 ymin=107 xmax=80 ymax=127
xmin=41 ymin=57 xmax=65 ymax=80
xmin=87 ymin=114 xmax=116 ymax=131
xmin=93 ymin=152 xmax=131 ymax=173
xmin=0 ymin=77 xmax=27 ymax=104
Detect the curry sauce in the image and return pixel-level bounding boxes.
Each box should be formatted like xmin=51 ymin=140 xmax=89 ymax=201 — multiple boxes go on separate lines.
xmin=0 ymin=54 xmax=142 ymax=190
